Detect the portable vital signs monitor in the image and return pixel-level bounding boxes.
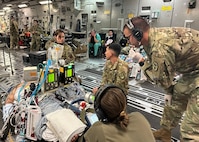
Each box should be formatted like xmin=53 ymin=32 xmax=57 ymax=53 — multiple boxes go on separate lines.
xmin=41 ymin=68 xmax=59 ymax=92
xmin=59 ymin=63 xmax=75 ymax=85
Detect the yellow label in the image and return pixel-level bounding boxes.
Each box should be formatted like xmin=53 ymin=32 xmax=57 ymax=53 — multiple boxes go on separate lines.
xmin=60 ymin=67 xmax=64 ymax=73
xmin=41 ymin=71 xmax=44 ymax=77
xmin=128 ymin=13 xmax=134 ymax=18
xmin=30 ymin=72 xmax=37 ymax=77
xmin=104 ymin=10 xmax=110 ymax=15
xmin=55 ymin=47 xmax=60 ymax=51
xmin=161 ymin=6 xmax=172 ymax=11
xmin=49 ymin=69 xmax=54 ymax=73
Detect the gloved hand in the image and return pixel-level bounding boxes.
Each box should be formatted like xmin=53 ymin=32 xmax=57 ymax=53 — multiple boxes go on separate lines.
xmin=128 ymin=48 xmax=143 ymax=62
xmin=164 ymin=94 xmax=172 ymax=106
xmin=58 ymin=59 xmax=65 ymax=66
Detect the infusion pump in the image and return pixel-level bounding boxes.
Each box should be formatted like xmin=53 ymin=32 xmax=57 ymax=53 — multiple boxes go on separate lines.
xmin=59 ymin=63 xmax=75 ymax=85
xmin=41 ymin=68 xmax=59 ymax=93
xmin=40 ymin=63 xmax=75 ymax=93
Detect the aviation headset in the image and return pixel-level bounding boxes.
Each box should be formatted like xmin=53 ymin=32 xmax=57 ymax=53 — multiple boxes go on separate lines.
xmin=126 ymin=19 xmax=143 ymax=42
xmin=94 ymin=84 xmax=126 ymax=122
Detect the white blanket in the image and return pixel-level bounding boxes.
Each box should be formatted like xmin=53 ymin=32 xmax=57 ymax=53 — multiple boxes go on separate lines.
xmin=46 ymin=109 xmax=86 ymax=142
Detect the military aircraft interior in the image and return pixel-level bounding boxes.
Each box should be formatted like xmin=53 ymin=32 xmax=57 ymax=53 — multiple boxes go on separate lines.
xmin=0 ymin=0 xmax=199 ymax=141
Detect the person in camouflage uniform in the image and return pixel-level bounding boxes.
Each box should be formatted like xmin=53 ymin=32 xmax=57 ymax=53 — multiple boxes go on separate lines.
xmin=10 ymin=16 xmax=19 ymax=49
xmin=45 ymin=29 xmax=75 ymax=64
xmin=23 ymin=25 xmax=31 ymax=37
xmin=123 ymin=16 xmax=199 ymax=142
xmin=45 ymin=31 xmax=56 ymax=50
xmin=22 ymin=24 xmax=30 ymax=34
xmin=45 ymin=38 xmax=55 ymax=50
xmin=30 ymin=20 xmax=43 ymax=51
xmin=92 ymin=43 xmax=129 ymax=95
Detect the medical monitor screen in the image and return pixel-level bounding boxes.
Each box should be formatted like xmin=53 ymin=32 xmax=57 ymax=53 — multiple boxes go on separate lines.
xmin=86 ymin=113 xmax=99 ymax=125
xmin=48 ymin=73 xmax=55 ymax=83
xmin=65 ymin=68 xmax=72 ymax=78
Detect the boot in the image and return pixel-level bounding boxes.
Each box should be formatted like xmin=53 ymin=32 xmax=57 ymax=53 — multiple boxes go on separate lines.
xmin=153 ymin=128 xmax=171 ymax=142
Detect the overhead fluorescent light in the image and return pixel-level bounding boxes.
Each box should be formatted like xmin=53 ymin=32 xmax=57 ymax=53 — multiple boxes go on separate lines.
xmin=0 ymin=10 xmax=4 ymax=15
xmin=18 ymin=4 xmax=28 ymax=8
xmin=3 ymin=7 xmax=11 ymax=10
xmin=6 ymin=4 xmax=12 ymax=7
xmin=22 ymin=1 xmax=29 ymax=3
xmin=39 ymin=0 xmax=52 ymax=5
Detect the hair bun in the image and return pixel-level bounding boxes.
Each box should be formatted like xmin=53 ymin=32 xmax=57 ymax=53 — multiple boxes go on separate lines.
xmin=120 ymin=111 xmax=125 ymax=117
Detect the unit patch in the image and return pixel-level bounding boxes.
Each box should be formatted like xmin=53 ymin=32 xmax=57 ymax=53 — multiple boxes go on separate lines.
xmin=119 ymin=72 xmax=125 ymax=80
xmin=152 ymin=62 xmax=158 ymax=71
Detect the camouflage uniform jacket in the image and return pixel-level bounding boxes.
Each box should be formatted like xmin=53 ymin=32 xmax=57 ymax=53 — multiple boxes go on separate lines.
xmin=10 ymin=20 xmax=19 ymax=36
xmin=45 ymin=38 xmax=55 ymax=50
xmin=101 ymin=58 xmax=129 ymax=94
xmin=46 ymin=41 xmax=75 ymax=64
xmin=142 ymin=27 xmax=199 ymax=95
xmin=62 ymin=43 xmax=75 ymax=64
xmin=30 ymin=25 xmax=43 ymax=36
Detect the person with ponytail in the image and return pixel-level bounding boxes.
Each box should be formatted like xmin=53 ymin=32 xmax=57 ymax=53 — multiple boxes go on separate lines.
xmin=82 ymin=85 xmax=155 ymax=142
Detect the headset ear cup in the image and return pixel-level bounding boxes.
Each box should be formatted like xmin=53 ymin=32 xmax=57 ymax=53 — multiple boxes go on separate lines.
xmin=94 ymin=84 xmax=126 ymax=123
xmin=94 ymin=86 xmax=108 ymax=122
xmin=132 ymin=29 xmax=143 ymax=42
xmin=95 ymin=107 xmax=107 ymax=122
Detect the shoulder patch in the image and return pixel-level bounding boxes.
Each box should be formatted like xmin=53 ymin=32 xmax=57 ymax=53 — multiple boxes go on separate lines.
xmin=152 ymin=62 xmax=158 ymax=71
xmin=119 ymin=72 xmax=126 ymax=80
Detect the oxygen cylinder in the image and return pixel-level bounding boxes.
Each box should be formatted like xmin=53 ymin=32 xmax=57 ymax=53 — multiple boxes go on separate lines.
xmin=84 ymin=92 xmax=95 ymax=104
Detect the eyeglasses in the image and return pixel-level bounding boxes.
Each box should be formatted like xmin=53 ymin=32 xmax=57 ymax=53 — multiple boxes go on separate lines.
xmin=123 ymin=34 xmax=132 ymax=41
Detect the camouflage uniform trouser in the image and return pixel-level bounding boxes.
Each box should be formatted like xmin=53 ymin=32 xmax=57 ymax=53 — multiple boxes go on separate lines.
xmin=10 ymin=35 xmax=19 ymax=49
xmin=161 ymin=75 xmax=199 ymax=141
xmin=30 ymin=35 xmax=41 ymax=51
